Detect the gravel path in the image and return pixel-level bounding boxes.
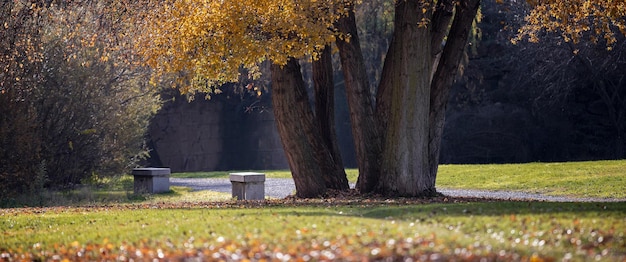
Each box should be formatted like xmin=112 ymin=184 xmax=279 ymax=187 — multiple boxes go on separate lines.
xmin=170 ymin=178 xmax=624 ymax=202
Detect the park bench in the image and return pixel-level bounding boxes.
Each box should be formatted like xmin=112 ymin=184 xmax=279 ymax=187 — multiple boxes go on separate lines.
xmin=132 ymin=167 xmax=171 ymax=194
xmin=229 ymin=172 xmax=266 ymax=200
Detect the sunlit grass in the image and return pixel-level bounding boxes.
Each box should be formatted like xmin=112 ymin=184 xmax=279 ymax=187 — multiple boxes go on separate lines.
xmin=2 ymin=161 xmax=625 ymax=260
xmin=436 ymin=160 xmax=626 ymax=199
xmin=144 ymin=186 xmax=231 ymax=203
xmin=2 ymin=160 xmax=623 ymax=208
xmin=1 ymin=201 xmax=624 ymax=261
xmin=171 ymin=160 xmax=626 ymax=199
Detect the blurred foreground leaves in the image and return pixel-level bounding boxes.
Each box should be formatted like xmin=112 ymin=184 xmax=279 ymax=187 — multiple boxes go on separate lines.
xmin=1 ymin=197 xmax=624 ymax=261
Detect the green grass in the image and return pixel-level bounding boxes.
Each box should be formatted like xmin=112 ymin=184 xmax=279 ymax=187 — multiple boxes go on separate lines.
xmin=1 ymin=201 xmax=625 ymax=260
xmin=0 ymin=175 xmax=136 ymax=208
xmin=2 ymin=160 xmax=622 ymax=208
xmin=436 ymin=160 xmax=626 ymax=199
xmin=0 ymin=176 xmax=233 ymax=208
xmin=171 ymin=160 xmax=626 ymax=199
xmin=145 ymin=186 xmax=231 ymax=202
xmin=2 ymin=160 xmax=625 ymax=260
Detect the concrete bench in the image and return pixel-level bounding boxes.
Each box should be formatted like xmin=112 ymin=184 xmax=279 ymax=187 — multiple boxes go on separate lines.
xmin=132 ymin=168 xmax=171 ymax=194
xmin=229 ymin=172 xmax=265 ymax=200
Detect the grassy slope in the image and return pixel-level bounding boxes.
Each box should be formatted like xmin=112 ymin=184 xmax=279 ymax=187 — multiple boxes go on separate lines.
xmin=1 ymin=201 xmax=625 ymax=260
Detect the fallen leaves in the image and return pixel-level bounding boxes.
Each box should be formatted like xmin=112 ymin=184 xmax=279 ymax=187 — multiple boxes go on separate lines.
xmin=0 ymin=234 xmax=558 ymax=261
xmin=0 ymin=194 xmax=491 ymax=216
xmin=2 ymin=199 xmax=624 ymax=261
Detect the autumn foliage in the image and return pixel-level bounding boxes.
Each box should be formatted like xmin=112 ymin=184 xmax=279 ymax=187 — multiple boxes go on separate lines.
xmin=517 ymin=0 xmax=626 ymax=48
xmin=136 ymin=0 xmax=349 ymax=95
xmin=135 ymin=0 xmax=626 ymax=95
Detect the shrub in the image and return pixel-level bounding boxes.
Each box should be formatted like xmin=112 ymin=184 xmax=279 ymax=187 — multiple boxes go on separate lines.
xmin=0 ymin=1 xmax=162 ymax=199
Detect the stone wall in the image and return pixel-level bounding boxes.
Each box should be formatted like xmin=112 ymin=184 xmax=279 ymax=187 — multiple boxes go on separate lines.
xmin=147 ymin=94 xmax=288 ymax=172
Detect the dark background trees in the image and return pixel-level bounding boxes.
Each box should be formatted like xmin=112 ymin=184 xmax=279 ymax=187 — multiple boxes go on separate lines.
xmin=442 ymin=0 xmax=626 ymax=163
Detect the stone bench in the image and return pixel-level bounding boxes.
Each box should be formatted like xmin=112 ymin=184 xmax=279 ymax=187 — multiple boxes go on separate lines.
xmin=229 ymin=172 xmax=265 ymax=200
xmin=132 ymin=168 xmax=171 ymax=194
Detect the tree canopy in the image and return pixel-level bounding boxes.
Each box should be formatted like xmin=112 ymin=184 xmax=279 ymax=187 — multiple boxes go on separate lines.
xmin=135 ymin=0 xmax=626 ymax=91
xmin=136 ymin=0 xmax=350 ymax=95
xmin=517 ymin=0 xmax=626 ymax=48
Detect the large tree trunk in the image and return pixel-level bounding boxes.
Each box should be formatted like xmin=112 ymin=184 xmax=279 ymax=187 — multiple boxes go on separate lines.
xmin=429 ymin=0 xmax=481 ymax=179
xmin=312 ymin=46 xmax=349 ymax=190
xmin=335 ymin=7 xmax=383 ymax=193
xmin=271 ymin=58 xmax=348 ymax=198
xmin=376 ymin=0 xmax=435 ymax=196
xmin=377 ymin=0 xmax=455 ymax=158
xmin=269 ymin=0 xmax=480 ymax=198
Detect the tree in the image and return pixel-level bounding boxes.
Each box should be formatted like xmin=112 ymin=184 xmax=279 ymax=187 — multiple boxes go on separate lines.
xmin=1 ymin=0 xmax=48 ymax=198
xmin=509 ymin=29 xmax=626 ymax=159
xmin=135 ymin=0 xmax=625 ymax=197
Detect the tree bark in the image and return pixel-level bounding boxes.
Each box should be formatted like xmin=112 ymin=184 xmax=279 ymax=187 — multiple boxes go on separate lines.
xmin=430 ymin=0 xmax=456 ymax=77
xmin=376 ymin=0 xmax=435 ymax=196
xmin=375 ymin=25 xmax=396 ymax=149
xmin=271 ymin=58 xmax=347 ymax=198
xmin=312 ymin=46 xmax=349 ymax=190
xmin=431 ymin=0 xmax=456 ymax=60
xmin=335 ymin=8 xmax=383 ymax=193
xmin=429 ymin=0 xmax=481 ymax=178
xmin=269 ymin=0 xmax=480 ymax=198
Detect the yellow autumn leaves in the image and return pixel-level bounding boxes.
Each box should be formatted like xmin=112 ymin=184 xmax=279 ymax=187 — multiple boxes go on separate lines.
xmin=516 ymin=0 xmax=626 ymax=49
xmin=134 ymin=0 xmax=625 ymax=94
xmin=134 ymin=0 xmax=351 ymax=94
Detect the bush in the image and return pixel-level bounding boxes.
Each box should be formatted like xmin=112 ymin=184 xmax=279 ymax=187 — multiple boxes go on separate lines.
xmin=0 ymin=0 xmax=47 ymax=200
xmin=36 ymin=38 xmax=161 ymax=188
xmin=0 ymin=91 xmax=46 ymax=199
xmin=0 ymin=1 xmax=162 ymax=199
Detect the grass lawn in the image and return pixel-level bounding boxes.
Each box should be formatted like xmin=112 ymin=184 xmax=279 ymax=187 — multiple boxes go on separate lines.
xmin=1 ymin=200 xmax=625 ymax=261
xmin=436 ymin=160 xmax=626 ymax=199
xmin=1 ymin=160 xmax=625 ymax=260
xmin=171 ymin=160 xmax=626 ymax=199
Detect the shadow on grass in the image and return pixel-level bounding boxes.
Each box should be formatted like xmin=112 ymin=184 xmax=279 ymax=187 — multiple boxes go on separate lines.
xmin=355 ymin=201 xmax=626 ymax=219
xmin=266 ymin=201 xmax=626 ymax=221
